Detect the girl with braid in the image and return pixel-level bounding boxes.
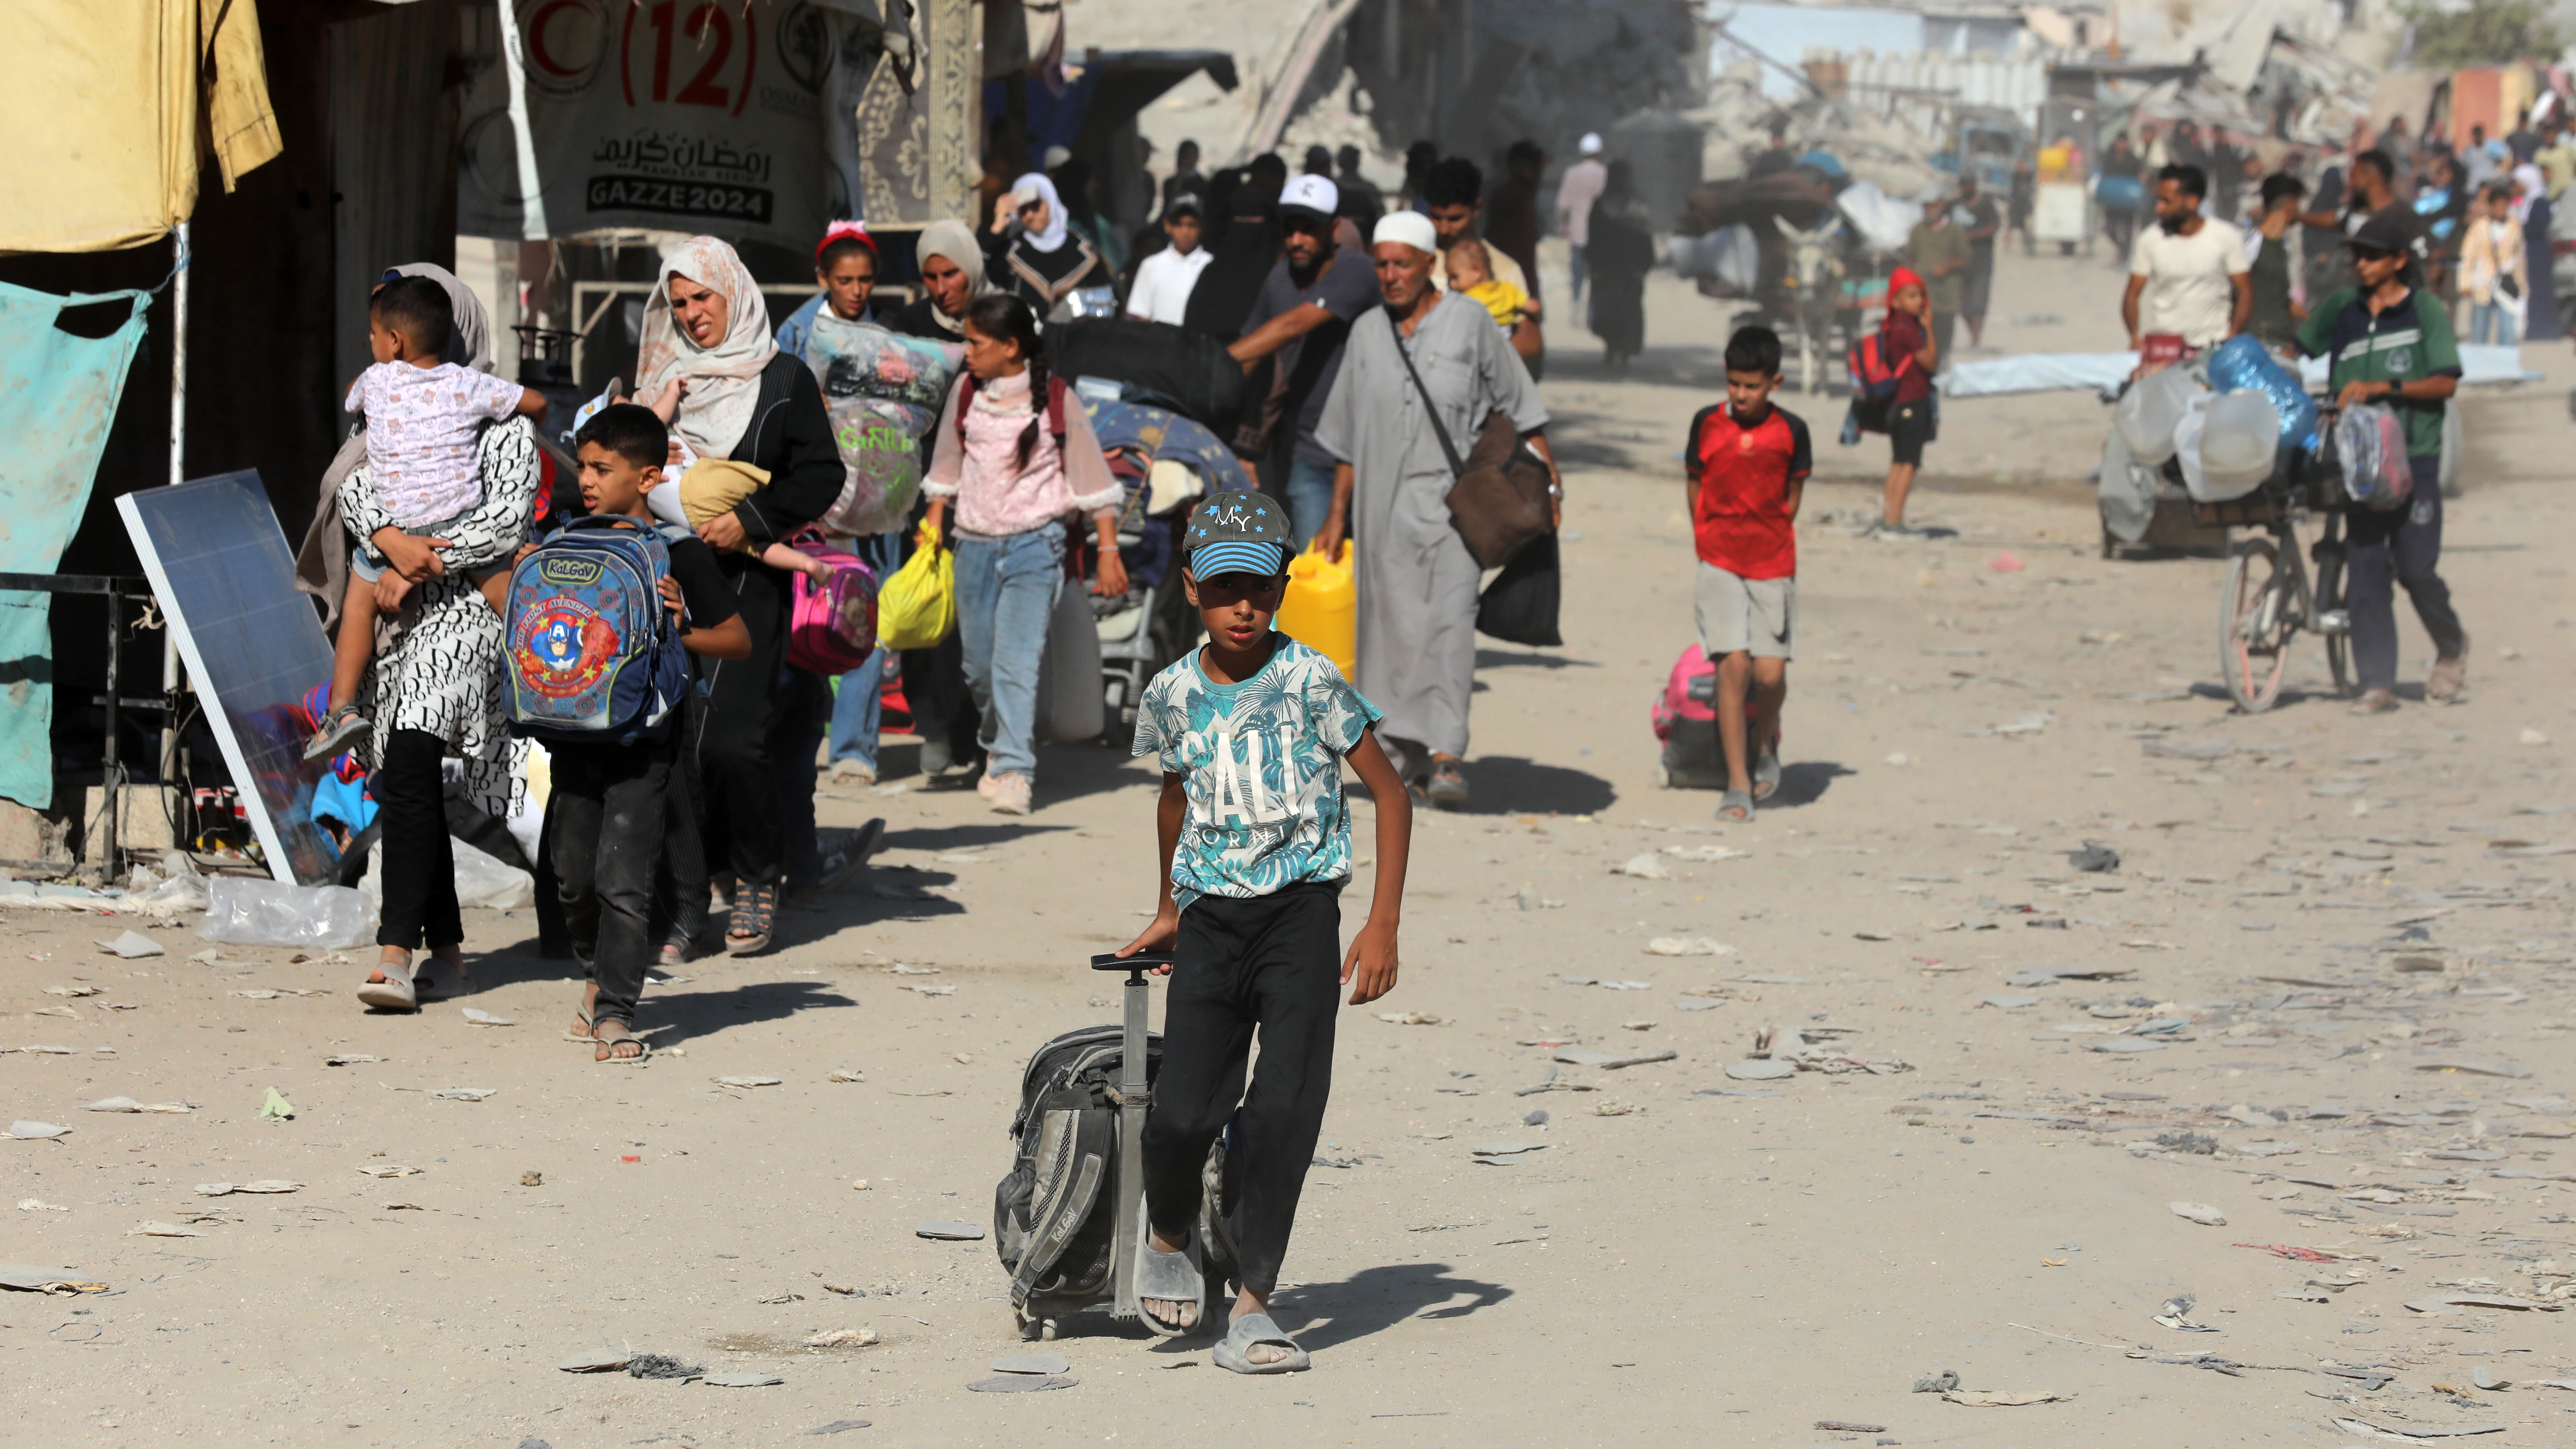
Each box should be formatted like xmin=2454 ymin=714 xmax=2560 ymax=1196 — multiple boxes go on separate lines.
xmin=919 ymin=295 xmax=1127 ymax=814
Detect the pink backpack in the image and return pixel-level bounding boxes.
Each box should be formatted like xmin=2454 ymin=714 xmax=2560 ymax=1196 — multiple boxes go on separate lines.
xmin=786 ymin=534 xmax=880 ymax=675
xmin=1651 ymin=645 xmax=1717 ymax=741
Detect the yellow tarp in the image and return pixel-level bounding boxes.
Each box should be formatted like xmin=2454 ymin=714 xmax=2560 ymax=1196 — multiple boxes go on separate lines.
xmin=0 ymin=0 xmax=281 ymax=255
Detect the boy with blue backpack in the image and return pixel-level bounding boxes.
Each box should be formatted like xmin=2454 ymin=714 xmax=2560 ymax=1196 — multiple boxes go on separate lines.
xmin=513 ymin=404 xmax=748 ymax=1061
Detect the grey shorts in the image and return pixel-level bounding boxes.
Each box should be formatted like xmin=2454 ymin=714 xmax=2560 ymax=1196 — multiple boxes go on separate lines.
xmin=1695 ymin=561 xmax=1795 ymax=659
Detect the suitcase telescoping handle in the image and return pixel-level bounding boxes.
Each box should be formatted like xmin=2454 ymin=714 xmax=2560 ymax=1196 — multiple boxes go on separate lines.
xmin=1088 ymin=952 xmax=1167 ymax=1322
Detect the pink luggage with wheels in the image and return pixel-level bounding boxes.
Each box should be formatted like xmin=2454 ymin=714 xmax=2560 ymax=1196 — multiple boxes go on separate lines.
xmin=1651 ymin=645 xmax=1726 ymax=789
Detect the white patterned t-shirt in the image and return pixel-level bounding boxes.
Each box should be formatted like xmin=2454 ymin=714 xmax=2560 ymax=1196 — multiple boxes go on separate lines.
xmin=1132 ymin=635 xmax=1382 ymax=911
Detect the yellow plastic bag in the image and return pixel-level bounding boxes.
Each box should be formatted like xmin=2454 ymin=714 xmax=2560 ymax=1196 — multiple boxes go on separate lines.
xmin=876 ymin=524 xmax=956 ymax=651
xmin=1276 ymin=539 xmax=1357 ymax=681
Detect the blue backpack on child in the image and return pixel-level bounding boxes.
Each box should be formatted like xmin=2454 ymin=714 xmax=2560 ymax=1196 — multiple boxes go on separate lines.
xmin=503 ymin=515 xmax=695 ymax=745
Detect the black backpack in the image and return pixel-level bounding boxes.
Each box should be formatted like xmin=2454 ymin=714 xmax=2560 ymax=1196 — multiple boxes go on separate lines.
xmin=992 ymin=1022 xmax=1237 ymax=1335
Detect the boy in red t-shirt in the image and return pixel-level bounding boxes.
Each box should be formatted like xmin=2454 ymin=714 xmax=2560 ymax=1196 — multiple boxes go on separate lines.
xmin=1685 ymin=325 xmax=1810 ymax=823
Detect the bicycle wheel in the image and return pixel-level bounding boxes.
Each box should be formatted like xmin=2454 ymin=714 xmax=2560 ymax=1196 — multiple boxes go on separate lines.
xmin=2220 ymin=536 xmax=2292 ymax=713
xmin=2312 ymin=536 xmax=2351 ymax=697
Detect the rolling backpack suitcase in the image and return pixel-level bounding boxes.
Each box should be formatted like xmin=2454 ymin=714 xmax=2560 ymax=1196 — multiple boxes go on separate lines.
xmin=993 ymin=952 xmax=1235 ymax=1341
xmin=1651 ymin=644 xmax=1727 ymax=789
xmin=502 ymin=515 xmax=695 ymax=745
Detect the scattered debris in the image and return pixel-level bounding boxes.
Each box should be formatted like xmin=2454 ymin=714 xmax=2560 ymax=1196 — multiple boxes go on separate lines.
xmin=968 ymin=1374 xmax=1077 ymax=1393
xmin=805 ymin=1328 xmax=879 ymax=1348
xmin=127 ymin=1221 xmax=206 ymax=1237
xmin=194 ymin=1181 xmax=300 ymax=1196
xmin=915 ymin=1221 xmax=984 ymax=1240
xmin=1942 ymin=1389 xmax=2070 ymax=1406
xmin=259 ymin=1088 xmax=294 ymax=1121
xmin=2068 ymin=842 xmax=2120 ymax=873
xmin=355 ymin=1165 xmax=421 ymax=1178
xmin=1914 ymin=1370 xmax=1960 ymax=1393
xmin=430 ymin=1089 xmax=495 ymax=1101
xmin=828 ymin=1069 xmax=864 ymax=1082
xmin=1553 ymin=1048 xmax=1676 ymax=1070
xmin=1377 ymin=1011 xmax=1442 ymax=1025
xmin=8 ymin=1121 xmax=71 ymax=1139
xmin=1644 ymin=937 xmax=1732 ymax=956
xmin=715 ymin=1076 xmax=785 ymax=1088
xmin=2170 ymin=1202 xmax=2228 ymax=1226
xmin=460 ymin=1007 xmax=513 ymax=1026
xmin=1470 ymin=1141 xmax=1549 ymax=1158
xmin=628 ymin=1354 xmax=705 ymax=1379
xmin=992 ymin=1351 xmax=1068 ymax=1374
xmin=1725 ymin=1060 xmax=1796 ymax=1081
xmin=324 ymin=1054 xmax=381 ymax=1066
xmin=83 ymin=1097 xmax=189 ymax=1114
xmin=95 ymin=931 xmax=164 ymax=958
xmin=558 ymin=1350 xmax=631 ymax=1373
xmin=1610 ymin=853 xmax=1672 ymax=879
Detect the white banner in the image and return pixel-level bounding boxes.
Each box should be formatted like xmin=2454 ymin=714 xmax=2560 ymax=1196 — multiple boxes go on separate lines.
xmin=459 ymin=0 xmax=868 ymax=248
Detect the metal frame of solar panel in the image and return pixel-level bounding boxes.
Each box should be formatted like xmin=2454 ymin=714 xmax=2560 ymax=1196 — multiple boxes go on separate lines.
xmin=117 ymin=472 xmax=339 ymax=885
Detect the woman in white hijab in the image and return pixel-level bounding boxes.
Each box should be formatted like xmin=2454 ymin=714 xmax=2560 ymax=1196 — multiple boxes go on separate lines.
xmin=636 ymin=235 xmax=847 ymax=957
xmin=987 ymin=171 xmax=1103 ymax=315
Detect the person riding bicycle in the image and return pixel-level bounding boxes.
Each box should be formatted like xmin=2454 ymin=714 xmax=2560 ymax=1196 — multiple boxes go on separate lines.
xmin=2295 ymin=208 xmax=2470 ymax=715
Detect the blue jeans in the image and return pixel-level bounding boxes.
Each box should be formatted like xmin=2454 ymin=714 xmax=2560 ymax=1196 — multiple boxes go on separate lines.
xmin=954 ymin=527 xmax=1065 ymax=782
xmin=825 ymin=531 xmax=905 ymax=772
xmin=1283 ymin=455 xmax=1338 ymax=553
xmin=2470 ymin=300 xmax=2520 ymax=346
xmin=1569 ymin=243 xmax=1588 ymax=305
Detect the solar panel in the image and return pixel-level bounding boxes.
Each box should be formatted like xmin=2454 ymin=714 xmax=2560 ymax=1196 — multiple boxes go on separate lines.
xmin=117 ymin=472 xmax=338 ymax=885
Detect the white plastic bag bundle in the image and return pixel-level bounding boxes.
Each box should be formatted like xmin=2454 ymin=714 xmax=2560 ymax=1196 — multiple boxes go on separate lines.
xmin=2189 ymin=390 xmax=2280 ymax=501
xmin=2170 ymin=393 xmax=2215 ymax=501
xmin=1833 ymin=180 xmax=1917 ymax=255
xmin=2115 ymin=366 xmax=2204 ymax=465
xmin=200 ymin=876 xmax=378 ymax=949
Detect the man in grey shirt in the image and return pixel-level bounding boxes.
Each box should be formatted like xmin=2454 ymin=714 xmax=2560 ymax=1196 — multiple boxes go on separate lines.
xmin=1312 ymin=210 xmax=1558 ymax=812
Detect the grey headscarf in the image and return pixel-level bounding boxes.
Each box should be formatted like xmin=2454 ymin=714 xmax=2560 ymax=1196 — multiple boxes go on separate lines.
xmin=913 ymin=217 xmax=991 ymax=338
xmin=294 ymin=264 xmax=498 ymax=620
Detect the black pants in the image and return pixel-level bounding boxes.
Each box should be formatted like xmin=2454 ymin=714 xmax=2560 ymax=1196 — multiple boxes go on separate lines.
xmin=692 ymin=562 xmax=789 ymax=887
xmin=2347 ymin=455 xmax=2466 ymax=692
xmin=375 ymin=728 xmax=460 ymax=951
xmin=549 ymin=737 xmax=675 ymax=1028
xmin=767 ymin=664 xmax=834 ymax=886
xmin=899 ymin=630 xmax=984 ymax=769
xmin=1141 ymin=882 xmax=1342 ymax=1298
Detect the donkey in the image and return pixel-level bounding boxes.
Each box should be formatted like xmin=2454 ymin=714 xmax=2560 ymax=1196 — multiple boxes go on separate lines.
xmin=1772 ymin=215 xmax=1845 ymax=393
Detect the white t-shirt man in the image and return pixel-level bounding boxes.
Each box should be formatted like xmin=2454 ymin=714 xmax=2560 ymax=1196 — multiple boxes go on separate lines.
xmin=2130 ymin=217 xmax=2249 ymax=347
xmin=1126 ymin=244 xmax=1213 ymax=325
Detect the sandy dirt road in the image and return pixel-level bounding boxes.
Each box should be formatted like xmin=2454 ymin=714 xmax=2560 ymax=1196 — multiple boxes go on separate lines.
xmin=5 ymin=243 xmax=2574 ymax=1446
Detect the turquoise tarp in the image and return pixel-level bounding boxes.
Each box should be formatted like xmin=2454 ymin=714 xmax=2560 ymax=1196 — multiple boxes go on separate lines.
xmin=0 ymin=279 xmax=152 ymax=809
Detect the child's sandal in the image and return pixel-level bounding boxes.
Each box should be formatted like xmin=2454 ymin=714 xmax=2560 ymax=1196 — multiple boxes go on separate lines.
xmin=304 ymin=703 xmax=370 ymax=762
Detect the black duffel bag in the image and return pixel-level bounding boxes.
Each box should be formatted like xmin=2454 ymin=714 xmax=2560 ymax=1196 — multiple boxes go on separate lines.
xmin=1049 ymin=319 xmax=1245 ymax=433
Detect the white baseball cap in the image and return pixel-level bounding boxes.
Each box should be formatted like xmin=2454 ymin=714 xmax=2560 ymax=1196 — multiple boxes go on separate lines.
xmin=1279 ymin=173 xmax=1340 ymax=220
xmin=1579 ymin=132 xmax=1604 ymax=156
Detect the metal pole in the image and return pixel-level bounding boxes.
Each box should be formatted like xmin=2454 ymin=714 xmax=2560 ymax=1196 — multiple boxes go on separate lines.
xmin=160 ymin=223 xmax=189 ymax=848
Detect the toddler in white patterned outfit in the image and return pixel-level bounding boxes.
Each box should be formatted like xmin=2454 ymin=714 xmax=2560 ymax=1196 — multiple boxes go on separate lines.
xmin=309 ymin=274 xmax=547 ymax=761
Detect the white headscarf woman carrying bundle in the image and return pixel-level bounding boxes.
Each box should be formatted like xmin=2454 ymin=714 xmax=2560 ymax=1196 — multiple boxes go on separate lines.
xmin=913 ymin=217 xmax=993 ymax=338
xmin=2513 ymin=162 xmax=2546 ymax=225
xmin=636 ymin=235 xmax=776 ymax=460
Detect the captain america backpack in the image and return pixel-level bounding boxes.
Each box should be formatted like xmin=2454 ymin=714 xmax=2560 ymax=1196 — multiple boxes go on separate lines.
xmin=502 ymin=515 xmax=695 ymax=745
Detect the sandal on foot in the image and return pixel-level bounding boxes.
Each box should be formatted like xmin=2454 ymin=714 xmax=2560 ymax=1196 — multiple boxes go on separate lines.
xmin=1751 ymin=748 xmax=1783 ymax=802
xmin=2349 ymin=689 xmax=2400 ymax=716
xmin=592 ymin=1024 xmax=651 ymax=1065
xmin=356 ymin=965 xmax=417 ymax=1012
xmin=1425 ymin=761 xmax=1469 ymax=812
xmin=564 ymin=1012 xmax=594 ymax=1044
xmin=726 ymin=882 xmax=777 ymax=956
xmin=304 ymin=704 xmax=370 ymax=762
xmin=1212 ymin=1312 xmax=1308 ymax=1374
xmin=1717 ymin=789 xmax=1754 ymax=823
xmin=2426 ymin=642 xmax=2468 ymax=703
xmin=1135 ymin=1232 xmax=1204 ymax=1338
